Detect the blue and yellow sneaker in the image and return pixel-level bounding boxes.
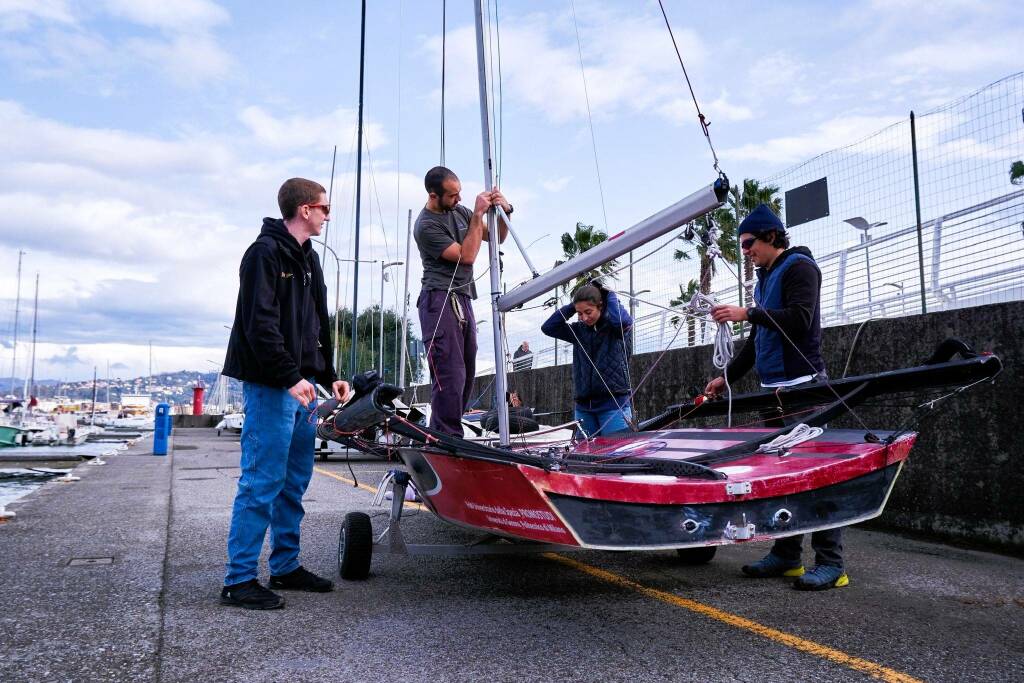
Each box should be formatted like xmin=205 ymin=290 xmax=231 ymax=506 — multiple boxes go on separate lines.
xmin=741 ymin=553 xmax=805 ymax=578
xmin=792 ymin=564 xmax=849 ymax=591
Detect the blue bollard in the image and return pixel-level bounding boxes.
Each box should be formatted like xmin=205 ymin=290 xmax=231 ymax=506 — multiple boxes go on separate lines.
xmin=153 ymin=403 xmax=171 ymax=456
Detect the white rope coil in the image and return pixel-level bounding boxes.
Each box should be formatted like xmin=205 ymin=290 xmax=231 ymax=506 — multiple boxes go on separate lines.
xmin=756 ymin=423 xmax=824 ymax=454
xmin=686 ymin=292 xmax=733 ymax=370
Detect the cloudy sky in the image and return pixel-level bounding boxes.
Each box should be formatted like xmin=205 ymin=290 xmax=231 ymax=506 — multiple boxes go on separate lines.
xmin=0 ymin=0 xmax=1020 ymax=384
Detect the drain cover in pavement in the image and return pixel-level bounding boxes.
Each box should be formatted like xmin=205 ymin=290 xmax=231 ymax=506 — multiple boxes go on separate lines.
xmin=173 ymin=445 xmax=199 ymax=450
xmin=68 ymin=557 xmax=114 ymax=567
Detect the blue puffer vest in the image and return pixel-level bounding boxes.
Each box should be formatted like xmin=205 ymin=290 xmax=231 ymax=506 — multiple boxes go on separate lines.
xmin=753 ymin=251 xmax=825 ymax=384
xmin=568 ymin=319 xmax=632 ymax=406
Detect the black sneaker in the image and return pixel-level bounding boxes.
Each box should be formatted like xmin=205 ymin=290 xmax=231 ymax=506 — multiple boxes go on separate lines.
xmin=220 ymin=579 xmax=285 ymax=610
xmin=270 ymin=566 xmax=334 ymax=593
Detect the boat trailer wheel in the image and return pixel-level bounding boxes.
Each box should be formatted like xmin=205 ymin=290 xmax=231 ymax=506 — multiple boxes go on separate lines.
xmin=338 ymin=511 xmax=373 ymax=580
xmin=675 ymin=546 xmax=717 ymax=565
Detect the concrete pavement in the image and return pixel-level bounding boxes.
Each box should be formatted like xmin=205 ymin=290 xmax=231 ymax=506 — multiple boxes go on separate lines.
xmin=1 ymin=428 xmax=1021 ymax=682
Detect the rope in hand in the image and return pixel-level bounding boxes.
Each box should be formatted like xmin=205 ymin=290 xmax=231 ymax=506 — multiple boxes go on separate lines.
xmin=686 ymin=292 xmax=735 ymax=426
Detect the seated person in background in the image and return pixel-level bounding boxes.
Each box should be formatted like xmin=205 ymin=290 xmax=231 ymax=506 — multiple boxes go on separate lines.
xmin=481 ymin=390 xmax=538 ymax=434
xmin=512 ymin=341 xmax=534 ymax=371
xmin=541 ymin=283 xmax=633 ymax=437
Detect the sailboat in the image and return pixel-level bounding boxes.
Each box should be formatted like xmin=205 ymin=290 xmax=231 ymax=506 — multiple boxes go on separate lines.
xmin=316 ymin=3 xmax=1003 ymax=577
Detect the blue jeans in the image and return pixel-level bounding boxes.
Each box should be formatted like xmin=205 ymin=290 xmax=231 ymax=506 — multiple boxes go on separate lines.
xmin=575 ymin=403 xmax=632 ymax=437
xmin=224 ymin=382 xmax=317 ymax=586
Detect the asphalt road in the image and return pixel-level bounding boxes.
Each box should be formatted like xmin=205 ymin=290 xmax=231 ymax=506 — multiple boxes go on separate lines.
xmin=1 ymin=428 xmax=1021 ymax=682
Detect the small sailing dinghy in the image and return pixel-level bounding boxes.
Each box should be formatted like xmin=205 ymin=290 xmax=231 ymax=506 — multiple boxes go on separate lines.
xmin=317 ymin=340 xmax=1000 ymax=577
xmin=315 ymin=3 xmax=1003 ymax=579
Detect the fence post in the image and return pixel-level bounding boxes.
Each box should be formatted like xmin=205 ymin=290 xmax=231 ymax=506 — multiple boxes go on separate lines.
xmin=910 ymin=110 xmax=928 ymax=314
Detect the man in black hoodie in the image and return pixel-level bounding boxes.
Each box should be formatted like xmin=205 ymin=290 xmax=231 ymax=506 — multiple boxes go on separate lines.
xmin=220 ymin=177 xmax=351 ymax=610
xmin=704 ymin=203 xmax=847 ymax=592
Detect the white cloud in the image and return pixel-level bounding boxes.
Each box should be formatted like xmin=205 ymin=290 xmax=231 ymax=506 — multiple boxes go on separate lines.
xmin=0 ymin=100 xmax=233 ymax=175
xmin=422 ymin=8 xmax=707 ymax=125
xmin=126 ymin=32 xmax=232 ymax=86
xmin=102 ymin=0 xmax=227 ymax=32
xmin=722 ymin=114 xmax=903 ymax=164
xmin=888 ymin=41 xmax=1019 ymax=75
xmin=0 ymin=0 xmax=75 ymax=31
xmin=541 ymin=176 xmax=572 ymax=193
xmin=239 ymin=105 xmax=389 ymax=153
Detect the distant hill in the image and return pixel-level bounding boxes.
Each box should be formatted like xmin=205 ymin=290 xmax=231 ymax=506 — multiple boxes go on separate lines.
xmin=1 ymin=370 xmax=241 ymax=406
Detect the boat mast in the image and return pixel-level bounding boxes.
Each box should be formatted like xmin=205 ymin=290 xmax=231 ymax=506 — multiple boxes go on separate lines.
xmin=27 ymin=273 xmax=38 ymax=404
xmin=349 ymin=0 xmax=367 ymax=378
xmin=473 ymin=0 xmax=510 ymax=445
xmin=398 ymin=209 xmax=412 ymax=388
xmin=9 ymin=250 xmax=24 ymax=398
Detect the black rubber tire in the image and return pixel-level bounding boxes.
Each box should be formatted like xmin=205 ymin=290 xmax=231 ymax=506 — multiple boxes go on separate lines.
xmin=338 ymin=512 xmax=373 ymax=580
xmin=675 ymin=546 xmax=717 ymax=565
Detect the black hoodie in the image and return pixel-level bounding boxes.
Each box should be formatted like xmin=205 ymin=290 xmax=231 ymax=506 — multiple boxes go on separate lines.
xmin=223 ymin=218 xmax=337 ymax=389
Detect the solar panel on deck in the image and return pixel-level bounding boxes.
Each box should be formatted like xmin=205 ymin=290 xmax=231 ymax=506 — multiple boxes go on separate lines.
xmin=785 ymin=177 xmax=830 ymax=228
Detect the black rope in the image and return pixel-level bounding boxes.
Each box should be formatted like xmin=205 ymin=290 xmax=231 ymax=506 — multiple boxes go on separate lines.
xmin=440 ymin=0 xmax=447 ymax=166
xmin=656 ymin=0 xmax=722 ymax=175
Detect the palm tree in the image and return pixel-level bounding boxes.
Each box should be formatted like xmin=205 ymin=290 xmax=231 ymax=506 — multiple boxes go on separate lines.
xmin=729 ymin=179 xmax=783 ymax=304
xmin=559 ymin=221 xmax=619 ymax=294
xmin=673 ymin=207 xmax=739 ymax=295
xmin=1011 ymin=160 xmax=1024 ymax=186
xmin=669 ymin=280 xmax=700 ymax=346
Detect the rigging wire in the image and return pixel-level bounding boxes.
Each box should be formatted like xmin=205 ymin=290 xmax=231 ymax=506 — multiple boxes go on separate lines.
xmin=656 ymin=0 xmax=723 ymax=175
xmin=440 ymin=0 xmax=447 ymax=166
xmin=569 ymin=0 xmax=609 ymax=233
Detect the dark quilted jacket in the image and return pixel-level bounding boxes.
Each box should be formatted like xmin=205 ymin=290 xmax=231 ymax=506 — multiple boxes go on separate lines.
xmin=541 ymin=291 xmax=633 ymax=407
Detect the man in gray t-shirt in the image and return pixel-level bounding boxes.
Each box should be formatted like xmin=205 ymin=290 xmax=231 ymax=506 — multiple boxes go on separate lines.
xmin=414 ymin=166 xmax=510 ymax=436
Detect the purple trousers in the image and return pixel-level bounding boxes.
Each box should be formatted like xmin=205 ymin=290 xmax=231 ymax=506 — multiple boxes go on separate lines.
xmin=417 ymin=289 xmax=477 ymax=436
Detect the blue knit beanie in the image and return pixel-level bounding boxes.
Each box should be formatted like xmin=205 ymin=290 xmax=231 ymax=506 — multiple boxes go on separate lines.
xmin=738 ymin=203 xmax=785 ymax=236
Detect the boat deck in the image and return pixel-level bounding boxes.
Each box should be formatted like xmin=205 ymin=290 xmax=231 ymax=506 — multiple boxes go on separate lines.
xmin=0 ymin=428 xmax=1020 ymax=682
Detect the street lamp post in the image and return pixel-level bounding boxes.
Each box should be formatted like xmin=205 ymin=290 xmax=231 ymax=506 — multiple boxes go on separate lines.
xmin=627 ymin=288 xmax=650 ymax=350
xmin=843 ymin=217 xmax=887 ymax=313
xmin=312 ymin=239 xmax=376 ymax=377
xmin=379 ymin=261 xmax=403 ymax=379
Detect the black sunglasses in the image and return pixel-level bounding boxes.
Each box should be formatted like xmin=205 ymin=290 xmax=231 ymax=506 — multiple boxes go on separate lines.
xmin=741 ymin=236 xmax=758 ymax=250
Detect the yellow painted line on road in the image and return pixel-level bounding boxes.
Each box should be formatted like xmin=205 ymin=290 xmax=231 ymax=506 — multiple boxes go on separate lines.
xmin=314 ymin=465 xmax=919 ymax=682
xmin=313 ymin=466 xmax=427 ymax=511
xmin=546 ymin=553 xmax=922 ymax=683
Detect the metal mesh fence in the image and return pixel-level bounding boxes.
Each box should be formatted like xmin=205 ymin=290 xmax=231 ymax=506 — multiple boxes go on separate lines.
xmin=494 ymin=72 xmax=1024 ymax=376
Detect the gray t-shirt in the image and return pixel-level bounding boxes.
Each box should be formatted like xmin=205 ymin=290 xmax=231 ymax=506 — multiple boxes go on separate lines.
xmin=414 ymin=204 xmax=477 ymax=299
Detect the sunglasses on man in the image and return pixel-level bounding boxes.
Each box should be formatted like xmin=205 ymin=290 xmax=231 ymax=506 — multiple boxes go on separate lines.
xmin=740 ymin=236 xmax=758 ymax=250
xmin=306 ymin=203 xmax=331 ymax=216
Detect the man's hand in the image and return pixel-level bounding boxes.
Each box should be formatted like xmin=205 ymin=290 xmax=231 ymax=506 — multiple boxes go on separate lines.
xmin=704 ymin=376 xmax=726 ymax=399
xmin=331 ymin=380 xmax=351 ymax=403
xmin=473 ymin=191 xmax=493 ymax=216
xmin=710 ymin=304 xmax=748 ymax=323
xmin=490 ymin=189 xmax=511 ymax=214
xmin=288 ymin=378 xmax=317 ymax=407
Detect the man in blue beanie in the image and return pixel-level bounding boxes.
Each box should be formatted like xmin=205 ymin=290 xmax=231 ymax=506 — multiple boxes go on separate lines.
xmin=703 ymin=203 xmax=847 ymax=591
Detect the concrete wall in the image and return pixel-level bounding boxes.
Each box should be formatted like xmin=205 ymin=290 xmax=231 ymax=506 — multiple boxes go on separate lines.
xmin=172 ymin=414 xmax=221 ymax=428
xmin=412 ymin=300 xmax=1023 ymax=553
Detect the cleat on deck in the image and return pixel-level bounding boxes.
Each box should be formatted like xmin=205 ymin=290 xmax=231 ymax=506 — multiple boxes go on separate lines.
xmin=792 ymin=565 xmax=848 ymax=591
xmin=742 ymin=553 xmax=805 ymax=578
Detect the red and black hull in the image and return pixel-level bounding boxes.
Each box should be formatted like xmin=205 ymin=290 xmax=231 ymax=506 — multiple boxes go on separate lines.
xmin=399 ymin=428 xmax=916 ymax=550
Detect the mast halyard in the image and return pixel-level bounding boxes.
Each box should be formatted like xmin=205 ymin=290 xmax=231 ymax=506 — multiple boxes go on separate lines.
xmin=474 ymin=0 xmax=510 ymax=446
xmin=350 ymin=0 xmax=368 ymax=378
xmin=9 ymin=250 xmax=24 ymax=398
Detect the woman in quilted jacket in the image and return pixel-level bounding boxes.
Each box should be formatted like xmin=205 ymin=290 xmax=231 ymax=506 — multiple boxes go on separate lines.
xmin=541 ymin=283 xmax=634 ymax=437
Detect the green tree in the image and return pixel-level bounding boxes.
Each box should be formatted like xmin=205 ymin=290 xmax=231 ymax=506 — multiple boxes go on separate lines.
xmin=559 ymin=221 xmax=619 ymax=294
xmin=726 ymin=179 xmax=783 ymax=304
xmin=669 ymin=280 xmax=700 ymax=346
xmin=329 ymin=306 xmax=422 ymax=386
xmin=1011 ymin=160 xmax=1024 ymax=186
xmin=673 ymin=207 xmax=740 ymax=296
